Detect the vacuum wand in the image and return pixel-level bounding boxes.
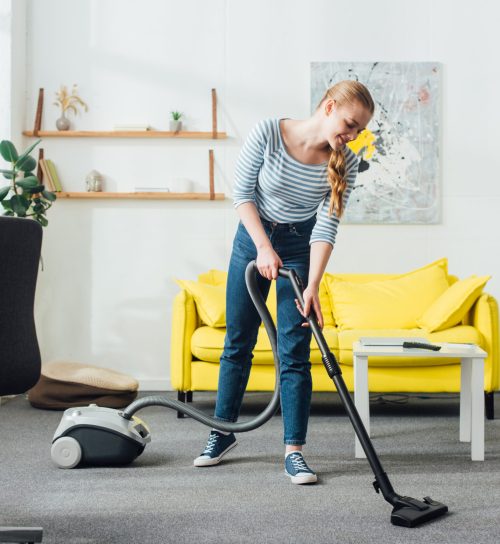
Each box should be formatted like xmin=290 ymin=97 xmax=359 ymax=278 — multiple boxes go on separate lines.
xmin=278 ymin=264 xmax=448 ymax=528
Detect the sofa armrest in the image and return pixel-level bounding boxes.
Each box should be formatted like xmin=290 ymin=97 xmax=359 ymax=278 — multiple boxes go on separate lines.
xmin=170 ymin=289 xmax=198 ymax=391
xmin=470 ymin=292 xmax=499 ymax=391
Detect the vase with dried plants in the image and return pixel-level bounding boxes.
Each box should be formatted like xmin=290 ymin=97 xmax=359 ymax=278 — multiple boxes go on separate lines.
xmin=53 ymin=84 xmax=88 ymax=131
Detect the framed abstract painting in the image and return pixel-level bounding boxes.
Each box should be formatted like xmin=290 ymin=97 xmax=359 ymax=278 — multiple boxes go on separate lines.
xmin=311 ymin=62 xmax=441 ymax=224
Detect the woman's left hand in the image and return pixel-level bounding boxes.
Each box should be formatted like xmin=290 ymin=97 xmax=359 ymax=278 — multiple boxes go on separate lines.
xmin=295 ymin=285 xmax=324 ymax=329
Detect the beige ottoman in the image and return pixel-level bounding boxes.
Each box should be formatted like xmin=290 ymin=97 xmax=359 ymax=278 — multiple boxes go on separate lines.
xmin=28 ymin=361 xmax=139 ymax=410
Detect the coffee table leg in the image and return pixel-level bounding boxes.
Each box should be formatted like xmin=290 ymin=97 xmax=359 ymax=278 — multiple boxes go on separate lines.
xmin=471 ymin=357 xmax=485 ymax=461
xmin=354 ymin=354 xmax=369 ymax=458
xmin=460 ymin=357 xmax=472 ymax=443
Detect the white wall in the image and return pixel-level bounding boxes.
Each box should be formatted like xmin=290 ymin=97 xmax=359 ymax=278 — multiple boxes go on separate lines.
xmin=13 ymin=0 xmax=500 ymax=389
xmin=0 ymin=0 xmax=26 ymax=141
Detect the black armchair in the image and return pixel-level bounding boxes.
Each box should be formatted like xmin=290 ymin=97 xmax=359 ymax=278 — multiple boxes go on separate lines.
xmin=0 ymin=216 xmax=43 ymax=543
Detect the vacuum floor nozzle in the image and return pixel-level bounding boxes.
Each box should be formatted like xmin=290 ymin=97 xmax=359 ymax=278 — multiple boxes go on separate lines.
xmin=390 ymin=496 xmax=448 ymax=527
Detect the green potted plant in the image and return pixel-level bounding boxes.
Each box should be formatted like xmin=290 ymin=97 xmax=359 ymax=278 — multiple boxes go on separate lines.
xmin=0 ymin=139 xmax=56 ymax=227
xmin=170 ymin=111 xmax=183 ymax=132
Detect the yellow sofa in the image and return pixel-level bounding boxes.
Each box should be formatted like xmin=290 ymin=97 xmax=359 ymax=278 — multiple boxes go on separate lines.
xmin=170 ymin=258 xmax=498 ymax=419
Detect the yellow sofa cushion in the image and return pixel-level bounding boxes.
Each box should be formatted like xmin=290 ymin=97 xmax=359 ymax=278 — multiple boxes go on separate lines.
xmin=175 ymin=279 xmax=226 ymax=328
xmin=417 ymin=275 xmax=491 ymax=332
xmin=326 ymin=261 xmax=449 ymax=330
xmin=191 ymin=325 xmax=339 ymax=365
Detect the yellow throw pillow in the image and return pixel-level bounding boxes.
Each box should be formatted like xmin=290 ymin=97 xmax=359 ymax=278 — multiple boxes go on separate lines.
xmin=175 ymin=279 xmax=226 ymax=328
xmin=326 ymin=264 xmax=450 ymax=330
xmin=326 ymin=257 xmax=447 ymax=284
xmin=417 ymin=275 xmax=491 ymax=332
xmin=197 ymin=269 xmax=227 ymax=286
xmin=398 ymin=257 xmax=448 ymax=278
xmin=323 ymin=258 xmax=447 ymax=328
xmin=319 ymin=279 xmax=335 ymax=327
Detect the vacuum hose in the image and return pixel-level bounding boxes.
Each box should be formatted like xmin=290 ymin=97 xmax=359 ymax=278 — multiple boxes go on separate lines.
xmin=121 ymin=260 xmax=286 ymax=432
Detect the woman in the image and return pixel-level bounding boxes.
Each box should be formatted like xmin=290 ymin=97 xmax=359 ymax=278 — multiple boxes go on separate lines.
xmin=194 ymin=80 xmax=374 ymax=484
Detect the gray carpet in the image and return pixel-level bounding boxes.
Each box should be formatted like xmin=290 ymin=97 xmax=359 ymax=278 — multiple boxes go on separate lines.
xmin=1 ymin=391 xmax=499 ymax=544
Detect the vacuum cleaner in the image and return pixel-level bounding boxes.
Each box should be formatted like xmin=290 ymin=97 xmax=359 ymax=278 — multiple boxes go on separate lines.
xmin=51 ymin=260 xmax=448 ymax=528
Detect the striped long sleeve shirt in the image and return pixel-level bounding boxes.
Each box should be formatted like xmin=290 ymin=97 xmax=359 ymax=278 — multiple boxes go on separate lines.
xmin=233 ymin=118 xmax=359 ymax=247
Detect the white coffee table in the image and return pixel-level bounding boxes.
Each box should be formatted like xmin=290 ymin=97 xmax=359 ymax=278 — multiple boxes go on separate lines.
xmin=352 ymin=341 xmax=487 ymax=461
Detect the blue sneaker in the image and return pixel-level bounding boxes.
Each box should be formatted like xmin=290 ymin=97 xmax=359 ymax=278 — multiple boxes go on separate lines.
xmin=284 ymin=452 xmax=318 ymax=484
xmin=194 ymin=430 xmax=238 ymax=467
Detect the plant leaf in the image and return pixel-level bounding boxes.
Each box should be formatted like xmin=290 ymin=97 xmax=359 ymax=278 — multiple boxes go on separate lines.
xmin=16 ymin=139 xmax=41 ymax=165
xmin=25 ymin=185 xmax=45 ymax=195
xmin=0 ymin=140 xmax=19 ymax=162
xmin=10 ymin=194 xmax=30 ymax=216
xmin=42 ymin=190 xmax=57 ymax=202
xmin=16 ymin=178 xmax=38 ymax=191
xmin=1 ymin=168 xmax=15 ymax=179
xmin=16 ymin=155 xmax=37 ymax=173
xmin=0 ymin=185 xmax=11 ymax=200
xmin=16 ymin=176 xmax=39 ymax=189
xmin=18 ymin=175 xmax=39 ymax=184
xmin=36 ymin=214 xmax=48 ymax=227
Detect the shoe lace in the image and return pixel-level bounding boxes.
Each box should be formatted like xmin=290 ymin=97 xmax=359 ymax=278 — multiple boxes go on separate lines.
xmin=203 ymin=433 xmax=218 ymax=454
xmin=290 ymin=453 xmax=309 ymax=472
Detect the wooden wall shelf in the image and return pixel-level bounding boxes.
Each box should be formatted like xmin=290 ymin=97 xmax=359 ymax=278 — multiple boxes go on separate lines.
xmin=23 ymin=130 xmax=227 ymax=139
xmin=26 ymin=89 xmax=223 ymax=198
xmin=55 ymin=192 xmax=225 ymax=200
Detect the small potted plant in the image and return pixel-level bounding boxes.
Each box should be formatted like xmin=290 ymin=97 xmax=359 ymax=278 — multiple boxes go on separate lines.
xmin=53 ymin=84 xmax=88 ymax=131
xmin=0 ymin=139 xmax=56 ymax=226
xmin=170 ymin=111 xmax=183 ymax=132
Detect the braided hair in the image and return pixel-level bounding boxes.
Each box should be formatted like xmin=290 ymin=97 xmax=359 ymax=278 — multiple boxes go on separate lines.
xmin=318 ymin=81 xmax=374 ymax=218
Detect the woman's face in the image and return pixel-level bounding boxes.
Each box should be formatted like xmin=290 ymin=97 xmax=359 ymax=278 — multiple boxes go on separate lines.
xmin=323 ymin=98 xmax=372 ymax=151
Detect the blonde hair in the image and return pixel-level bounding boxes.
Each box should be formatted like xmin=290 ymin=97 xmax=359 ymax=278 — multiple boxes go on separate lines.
xmin=318 ymin=80 xmax=375 ymax=218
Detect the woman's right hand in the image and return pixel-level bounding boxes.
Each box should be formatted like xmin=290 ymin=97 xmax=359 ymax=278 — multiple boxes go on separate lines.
xmin=256 ymin=245 xmax=283 ymax=280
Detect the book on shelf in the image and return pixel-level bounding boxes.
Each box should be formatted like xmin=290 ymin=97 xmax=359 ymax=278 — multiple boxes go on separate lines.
xmin=38 ymin=159 xmax=62 ymax=192
xmin=46 ymin=159 xmax=63 ymax=192
xmin=38 ymin=159 xmax=55 ymax=191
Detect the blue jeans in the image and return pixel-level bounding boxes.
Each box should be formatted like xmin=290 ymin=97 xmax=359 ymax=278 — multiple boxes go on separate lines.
xmin=215 ymin=215 xmax=316 ymax=445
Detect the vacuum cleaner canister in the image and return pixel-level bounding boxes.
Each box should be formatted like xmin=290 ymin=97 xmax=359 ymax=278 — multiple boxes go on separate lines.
xmin=51 ymin=404 xmax=151 ymax=468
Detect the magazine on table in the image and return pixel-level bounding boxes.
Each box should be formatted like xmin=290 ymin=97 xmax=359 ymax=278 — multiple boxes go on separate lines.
xmin=359 ymin=337 xmax=429 ymax=347
xmin=359 ymin=338 xmax=477 ymax=351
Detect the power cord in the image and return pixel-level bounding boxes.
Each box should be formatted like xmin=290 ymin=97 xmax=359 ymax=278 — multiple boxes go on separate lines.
xmin=370 ymin=394 xmax=409 ymax=405
xmin=369 ymin=393 xmax=460 ymax=405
